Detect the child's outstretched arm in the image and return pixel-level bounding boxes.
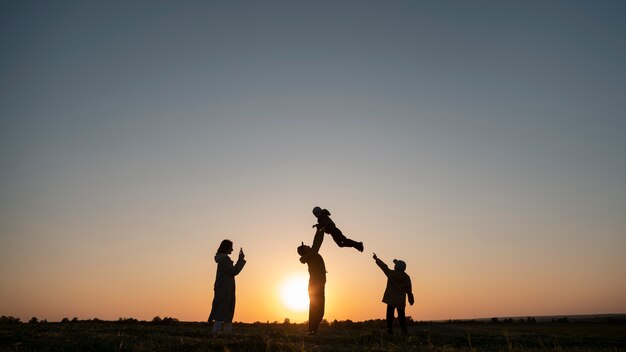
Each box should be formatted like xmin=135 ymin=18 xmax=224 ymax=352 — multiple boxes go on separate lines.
xmin=312 ymin=215 xmax=331 ymax=231
xmin=372 ymin=253 xmax=391 ymax=276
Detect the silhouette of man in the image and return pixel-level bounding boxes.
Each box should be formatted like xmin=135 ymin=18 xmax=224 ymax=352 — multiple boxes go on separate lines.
xmin=297 ymin=230 xmax=326 ymax=335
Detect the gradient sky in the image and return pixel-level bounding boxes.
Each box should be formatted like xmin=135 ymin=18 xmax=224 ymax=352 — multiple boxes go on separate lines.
xmin=1 ymin=1 xmax=625 ymax=323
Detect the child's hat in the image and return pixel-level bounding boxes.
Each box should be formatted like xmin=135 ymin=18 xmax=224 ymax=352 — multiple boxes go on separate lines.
xmin=393 ymin=259 xmax=407 ymax=272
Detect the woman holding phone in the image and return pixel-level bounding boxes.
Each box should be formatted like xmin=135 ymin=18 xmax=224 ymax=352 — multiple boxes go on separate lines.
xmin=208 ymin=239 xmax=246 ymax=334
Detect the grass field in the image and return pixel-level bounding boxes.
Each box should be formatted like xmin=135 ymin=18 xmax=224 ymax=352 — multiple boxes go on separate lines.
xmin=1 ymin=319 xmax=625 ymax=351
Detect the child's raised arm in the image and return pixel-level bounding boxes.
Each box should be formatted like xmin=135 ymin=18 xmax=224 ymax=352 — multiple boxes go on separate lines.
xmin=373 ymin=253 xmax=391 ymax=275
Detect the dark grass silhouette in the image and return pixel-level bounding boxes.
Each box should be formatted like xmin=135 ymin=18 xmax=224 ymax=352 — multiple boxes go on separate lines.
xmin=1 ymin=317 xmax=625 ymax=351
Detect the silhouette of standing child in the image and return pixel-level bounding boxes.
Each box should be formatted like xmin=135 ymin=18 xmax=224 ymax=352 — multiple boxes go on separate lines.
xmin=372 ymin=253 xmax=414 ymax=335
xmin=312 ymin=206 xmax=363 ymax=252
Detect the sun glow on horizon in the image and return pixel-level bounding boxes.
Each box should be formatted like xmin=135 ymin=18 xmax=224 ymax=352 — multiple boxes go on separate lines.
xmin=279 ymin=275 xmax=309 ymax=312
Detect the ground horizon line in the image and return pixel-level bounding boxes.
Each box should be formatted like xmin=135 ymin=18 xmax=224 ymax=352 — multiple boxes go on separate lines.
xmin=4 ymin=312 xmax=625 ymax=324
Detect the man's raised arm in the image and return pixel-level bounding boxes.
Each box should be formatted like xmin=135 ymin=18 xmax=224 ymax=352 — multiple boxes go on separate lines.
xmin=310 ymin=229 xmax=324 ymax=254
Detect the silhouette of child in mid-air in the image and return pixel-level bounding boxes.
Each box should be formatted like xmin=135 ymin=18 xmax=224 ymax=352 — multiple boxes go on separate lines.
xmin=312 ymin=206 xmax=363 ymax=252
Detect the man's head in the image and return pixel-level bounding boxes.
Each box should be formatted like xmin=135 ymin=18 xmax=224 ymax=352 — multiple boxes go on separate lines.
xmin=297 ymin=242 xmax=311 ymax=256
xmin=393 ymin=259 xmax=407 ymax=272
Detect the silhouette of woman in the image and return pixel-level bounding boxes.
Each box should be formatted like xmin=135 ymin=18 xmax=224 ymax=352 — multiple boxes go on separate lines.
xmin=208 ymin=239 xmax=246 ymax=334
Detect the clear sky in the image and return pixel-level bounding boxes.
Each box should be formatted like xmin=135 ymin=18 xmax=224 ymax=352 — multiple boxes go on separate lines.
xmin=1 ymin=0 xmax=625 ymax=323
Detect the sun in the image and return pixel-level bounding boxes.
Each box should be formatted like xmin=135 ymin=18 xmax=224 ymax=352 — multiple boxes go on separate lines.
xmin=279 ymin=275 xmax=309 ymax=312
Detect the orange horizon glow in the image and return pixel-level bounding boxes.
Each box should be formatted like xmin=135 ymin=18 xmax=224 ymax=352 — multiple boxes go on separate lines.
xmin=2 ymin=225 xmax=625 ymax=324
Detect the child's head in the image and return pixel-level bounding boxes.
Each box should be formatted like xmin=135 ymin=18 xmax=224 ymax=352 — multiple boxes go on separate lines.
xmin=312 ymin=206 xmax=330 ymax=218
xmin=297 ymin=242 xmax=311 ymax=256
xmin=393 ymin=259 xmax=407 ymax=272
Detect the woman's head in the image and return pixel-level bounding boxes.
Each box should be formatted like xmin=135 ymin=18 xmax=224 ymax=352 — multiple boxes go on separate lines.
xmin=216 ymin=239 xmax=234 ymax=254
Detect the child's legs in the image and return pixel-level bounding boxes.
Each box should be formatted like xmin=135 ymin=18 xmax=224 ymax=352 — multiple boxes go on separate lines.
xmin=397 ymin=307 xmax=407 ymax=333
xmin=330 ymin=228 xmax=359 ymax=248
xmin=329 ymin=228 xmax=347 ymax=246
xmin=386 ymin=305 xmax=395 ymax=334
